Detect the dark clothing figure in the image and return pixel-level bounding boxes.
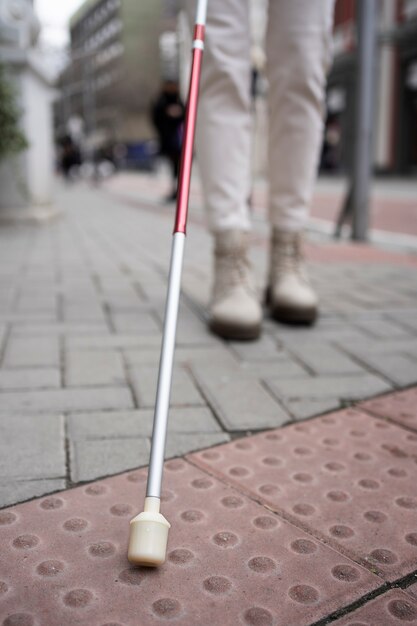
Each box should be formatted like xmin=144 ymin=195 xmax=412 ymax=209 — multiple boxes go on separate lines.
xmin=60 ymin=136 xmax=81 ymax=180
xmin=152 ymin=82 xmax=185 ymax=202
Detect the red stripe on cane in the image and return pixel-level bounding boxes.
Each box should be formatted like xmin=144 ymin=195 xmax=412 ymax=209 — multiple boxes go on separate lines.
xmin=193 ymin=24 xmax=205 ymax=42
xmin=174 ymin=47 xmax=204 ymax=235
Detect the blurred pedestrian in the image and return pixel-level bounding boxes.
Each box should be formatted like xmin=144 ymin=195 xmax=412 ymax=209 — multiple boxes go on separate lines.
xmin=60 ymin=135 xmax=81 ymax=181
xmin=184 ymin=0 xmax=335 ymax=339
xmin=152 ymin=81 xmax=185 ymax=202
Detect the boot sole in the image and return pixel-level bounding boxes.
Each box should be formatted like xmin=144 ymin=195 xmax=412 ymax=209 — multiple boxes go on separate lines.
xmin=209 ymin=319 xmax=261 ymax=341
xmin=265 ymin=287 xmax=317 ymax=325
xmin=270 ymin=305 xmax=317 ymax=326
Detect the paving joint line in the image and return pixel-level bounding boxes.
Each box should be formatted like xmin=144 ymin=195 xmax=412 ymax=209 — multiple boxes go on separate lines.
xmin=310 ymin=568 xmax=417 ymax=626
xmin=336 ymin=346 xmax=402 ymax=389
xmin=258 ymin=377 xmax=296 ymax=421
xmin=360 ymin=405 xmax=417 ymax=442
xmin=278 ymin=346 xmax=317 ymax=377
xmin=184 ymin=363 xmax=229 ymax=435
xmin=185 ymin=397 xmax=417 ymax=578
xmin=122 ymin=352 xmax=141 ymax=409
xmin=184 ymin=450 xmax=399 ymax=585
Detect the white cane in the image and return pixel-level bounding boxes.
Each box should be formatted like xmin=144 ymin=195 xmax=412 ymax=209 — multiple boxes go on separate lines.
xmin=127 ymin=0 xmax=208 ymax=567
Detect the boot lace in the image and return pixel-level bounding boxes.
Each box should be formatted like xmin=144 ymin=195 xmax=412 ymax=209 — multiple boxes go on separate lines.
xmin=214 ymin=249 xmax=253 ymax=300
xmin=271 ymin=234 xmax=308 ymax=282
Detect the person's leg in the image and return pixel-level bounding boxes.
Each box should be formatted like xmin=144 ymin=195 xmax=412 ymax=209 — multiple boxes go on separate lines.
xmin=184 ymin=0 xmax=252 ymax=232
xmin=166 ymin=154 xmax=179 ymax=202
xmin=184 ymin=0 xmax=262 ymax=339
xmin=266 ymin=0 xmax=334 ymax=323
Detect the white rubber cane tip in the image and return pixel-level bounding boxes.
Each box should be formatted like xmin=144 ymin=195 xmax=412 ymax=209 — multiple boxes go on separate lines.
xmin=128 ymin=497 xmax=170 ymax=567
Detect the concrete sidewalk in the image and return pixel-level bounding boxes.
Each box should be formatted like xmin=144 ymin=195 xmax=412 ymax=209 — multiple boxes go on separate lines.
xmin=0 ymin=177 xmax=416 ymax=623
xmin=0 ymin=179 xmax=416 ymax=506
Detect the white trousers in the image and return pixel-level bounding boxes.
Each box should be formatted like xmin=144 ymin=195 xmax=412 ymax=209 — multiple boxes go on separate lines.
xmin=185 ymin=0 xmax=334 ymax=233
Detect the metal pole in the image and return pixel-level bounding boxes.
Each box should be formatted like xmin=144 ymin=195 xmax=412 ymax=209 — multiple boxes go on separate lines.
xmin=351 ymin=0 xmax=377 ymax=241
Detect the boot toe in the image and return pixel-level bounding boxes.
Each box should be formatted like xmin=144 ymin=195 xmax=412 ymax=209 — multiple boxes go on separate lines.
xmin=270 ymin=277 xmax=318 ymax=325
xmin=210 ymin=288 xmax=262 ymax=340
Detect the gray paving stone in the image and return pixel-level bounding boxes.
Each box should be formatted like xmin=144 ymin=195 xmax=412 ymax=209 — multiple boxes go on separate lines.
xmin=283 ymin=398 xmax=342 ymax=420
xmin=165 ymin=432 xmax=230 ymax=458
xmin=351 ymin=353 xmax=417 ymax=387
xmin=105 ymin=298 xmax=150 ymax=312
xmin=124 ymin=345 xmax=237 ymax=368
xmin=67 ymin=406 xmax=221 ymax=439
xmin=229 ymin=334 xmax=282 ymax=361
xmin=0 ymin=313 xmax=57 ymax=323
xmin=287 ymin=344 xmax=366 ymax=375
xmin=64 ymin=305 xmax=107 ymax=324
xmin=64 ymin=298 xmax=107 ymax=323
xmin=274 ymin=326 xmax=369 ymax=347
xmin=353 ymin=319 xmax=412 ymax=339
xmin=0 ymin=478 xmax=67 ymax=508
xmin=3 ymin=336 xmax=59 ymax=368
xmin=0 ymin=325 xmax=6 ymax=350
xmin=10 ymin=323 xmax=109 ymax=336
xmin=0 ymin=368 xmax=60 ymax=390
xmin=70 ymin=438 xmax=150 ymax=482
xmin=240 ymin=358 xmax=309 ymax=378
xmin=67 ymin=334 xmax=161 ymax=350
xmin=16 ymin=294 xmax=57 ymax=313
xmin=160 ymin=303 xmax=219 ymax=346
xmin=386 ymin=311 xmax=417 ymax=333
xmin=0 ymin=387 xmax=134 ymax=414
xmin=0 ymin=414 xmax=65 ymax=479
xmin=265 ymin=374 xmax=392 ymax=402
xmin=129 ymin=365 xmax=205 ymax=407
xmin=337 ymin=337 xmax=417 ymax=358
xmin=111 ymin=311 xmax=161 ymax=334
xmin=191 ymin=365 xmax=290 ymax=431
xmin=65 ymin=350 xmax=126 ymax=387
xmin=70 ymin=430 xmax=229 ymax=482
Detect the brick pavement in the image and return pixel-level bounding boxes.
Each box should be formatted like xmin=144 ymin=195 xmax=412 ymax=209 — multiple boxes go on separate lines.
xmin=0 ymin=179 xmax=416 ymax=510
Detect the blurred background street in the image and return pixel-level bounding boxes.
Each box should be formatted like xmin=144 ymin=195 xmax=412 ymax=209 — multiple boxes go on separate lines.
xmin=1 ymin=1 xmax=417 ymax=625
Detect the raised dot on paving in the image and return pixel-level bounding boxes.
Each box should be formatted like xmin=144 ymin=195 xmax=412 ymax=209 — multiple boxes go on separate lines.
xmin=189 ymin=405 xmax=417 ymax=581
xmin=0 ymin=460 xmax=379 ymax=625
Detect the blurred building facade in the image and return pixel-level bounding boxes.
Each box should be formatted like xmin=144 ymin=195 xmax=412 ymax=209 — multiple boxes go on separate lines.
xmin=55 ymin=0 xmax=163 ymax=153
xmin=326 ymin=0 xmax=417 ymax=175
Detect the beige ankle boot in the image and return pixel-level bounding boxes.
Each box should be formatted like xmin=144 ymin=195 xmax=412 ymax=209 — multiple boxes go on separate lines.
xmin=268 ymin=229 xmax=318 ymax=324
xmin=209 ymin=230 xmax=262 ymax=340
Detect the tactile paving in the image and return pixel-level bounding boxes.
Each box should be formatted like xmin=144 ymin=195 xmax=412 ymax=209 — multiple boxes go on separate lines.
xmin=0 ymin=460 xmax=380 ymax=626
xmin=189 ymin=408 xmax=417 ymax=581
xmin=333 ymin=590 xmax=417 ymax=625
xmin=361 ymin=387 xmax=417 ymax=433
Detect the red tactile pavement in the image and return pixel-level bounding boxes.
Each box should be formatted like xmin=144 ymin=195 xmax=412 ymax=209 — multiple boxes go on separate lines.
xmin=361 ymin=388 xmax=417 ymax=433
xmin=0 ymin=462 xmax=381 ymax=626
xmin=189 ymin=408 xmax=417 ymax=582
xmin=333 ymin=590 xmax=417 ymax=625
xmin=303 ymin=241 xmax=417 ymax=267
